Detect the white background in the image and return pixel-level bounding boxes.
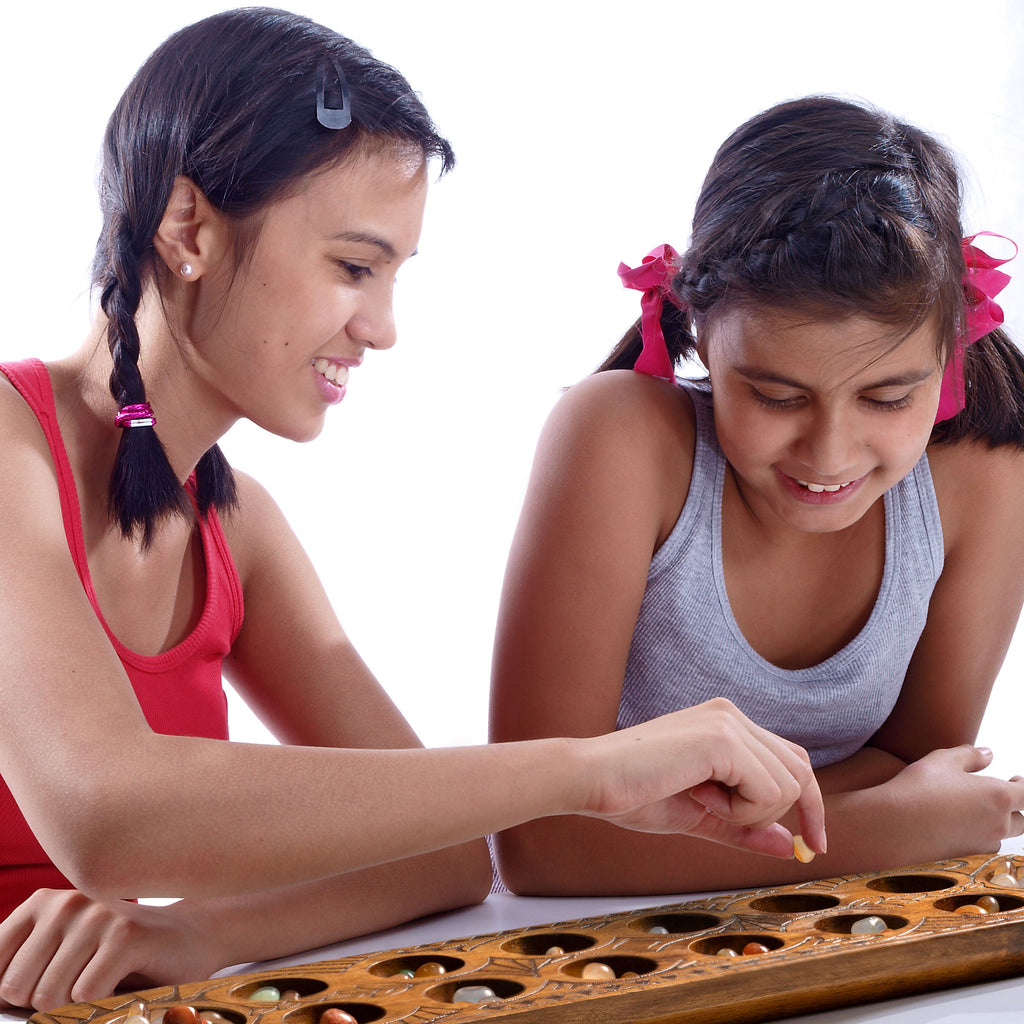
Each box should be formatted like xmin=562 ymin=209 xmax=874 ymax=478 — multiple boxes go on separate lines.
xmin=3 ymin=1 xmax=1021 ymax=779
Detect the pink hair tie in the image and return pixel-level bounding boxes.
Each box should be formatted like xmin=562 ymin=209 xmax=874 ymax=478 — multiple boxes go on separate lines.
xmin=618 ymin=243 xmax=684 ymax=381
xmin=935 ymin=231 xmax=1017 ymax=423
xmin=115 ymin=402 xmax=156 ymax=429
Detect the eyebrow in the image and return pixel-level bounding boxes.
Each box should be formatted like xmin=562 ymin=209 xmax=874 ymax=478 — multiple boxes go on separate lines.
xmin=735 ymin=366 xmax=935 ymax=390
xmin=330 ymin=230 xmax=418 ymax=261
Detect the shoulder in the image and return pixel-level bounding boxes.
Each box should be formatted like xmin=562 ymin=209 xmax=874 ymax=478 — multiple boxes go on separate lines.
xmin=545 ymin=370 xmax=696 ymax=468
xmin=0 ymin=368 xmax=60 ymax=486
xmin=534 ymin=371 xmax=698 ymax=547
xmin=0 ymin=367 xmax=39 ymax=431
xmin=216 ymin=469 xmax=296 ymax=582
xmin=927 ymin=438 xmax=1024 ymax=557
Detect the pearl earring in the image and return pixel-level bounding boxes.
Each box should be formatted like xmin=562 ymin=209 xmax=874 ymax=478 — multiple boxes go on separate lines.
xmin=179 ymin=263 xmax=194 ymax=277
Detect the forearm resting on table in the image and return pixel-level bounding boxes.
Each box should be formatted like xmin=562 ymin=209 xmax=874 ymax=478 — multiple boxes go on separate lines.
xmin=815 ymin=746 xmax=907 ymax=796
xmin=170 ymin=841 xmax=493 ymax=974
xmin=494 ymin=775 xmax=925 ymax=897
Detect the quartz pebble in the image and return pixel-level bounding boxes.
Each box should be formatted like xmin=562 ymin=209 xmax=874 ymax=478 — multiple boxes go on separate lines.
xmin=279 ymin=991 xmax=301 ymax=1002
xmin=581 ymin=961 xmax=616 ymax=980
xmin=850 ymin=916 xmax=887 ymax=935
xmin=742 ymin=942 xmax=769 ymax=956
xmin=452 ymin=985 xmax=498 ymax=1003
xmin=989 ymin=872 xmax=1018 ymax=888
xmin=250 ymin=987 xmax=282 ymax=1002
xmin=393 ymin=969 xmax=416 ymax=979
xmin=545 ymin=946 xmax=565 ymax=956
xmin=792 ymin=834 xmax=815 ymax=864
xmin=649 ymin=925 xmax=669 ymax=935
xmin=954 ymin=904 xmax=987 ymax=915
xmin=976 ymin=895 xmax=1001 ymax=913
xmin=715 ymin=947 xmax=739 ymax=957
xmin=123 ymin=1015 xmax=148 ymax=1024
xmin=414 ymin=962 xmax=446 ymax=978
xmin=319 ymin=1010 xmax=357 ymax=1024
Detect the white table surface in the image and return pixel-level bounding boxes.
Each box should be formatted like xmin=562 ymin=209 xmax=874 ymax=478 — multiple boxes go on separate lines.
xmin=6 ymin=837 xmax=1024 ymax=1024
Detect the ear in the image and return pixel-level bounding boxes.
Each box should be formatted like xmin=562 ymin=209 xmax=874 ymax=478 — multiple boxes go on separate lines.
xmin=152 ymin=177 xmax=228 ymax=281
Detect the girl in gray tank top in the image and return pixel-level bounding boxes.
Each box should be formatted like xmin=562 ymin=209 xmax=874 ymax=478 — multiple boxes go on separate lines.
xmin=490 ymin=96 xmax=1024 ymax=897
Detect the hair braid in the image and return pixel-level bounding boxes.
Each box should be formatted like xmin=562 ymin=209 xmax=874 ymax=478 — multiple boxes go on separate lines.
xmin=100 ymin=215 xmax=191 ymax=546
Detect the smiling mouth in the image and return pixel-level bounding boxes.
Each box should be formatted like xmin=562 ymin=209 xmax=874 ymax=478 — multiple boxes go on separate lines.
xmin=313 ymin=358 xmax=350 ymax=388
xmin=795 ymin=478 xmax=853 ymax=493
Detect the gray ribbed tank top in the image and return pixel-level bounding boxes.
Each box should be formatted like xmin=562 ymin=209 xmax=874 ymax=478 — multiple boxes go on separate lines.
xmin=616 ymin=386 xmax=945 ymax=767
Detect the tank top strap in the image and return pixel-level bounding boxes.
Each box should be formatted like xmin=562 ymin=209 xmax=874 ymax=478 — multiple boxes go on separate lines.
xmin=1 ymin=358 xmax=92 ymax=583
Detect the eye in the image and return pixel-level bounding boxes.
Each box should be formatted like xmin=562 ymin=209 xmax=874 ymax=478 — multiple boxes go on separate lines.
xmin=335 ymin=260 xmax=373 ymax=281
xmin=751 ymin=388 xmax=802 ymax=410
xmin=862 ymin=393 xmax=914 ymax=412
xmin=860 ymin=385 xmax=917 ymax=411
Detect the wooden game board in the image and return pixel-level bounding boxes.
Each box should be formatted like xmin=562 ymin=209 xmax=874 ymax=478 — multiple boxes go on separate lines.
xmin=30 ymin=853 xmax=1024 ymax=1024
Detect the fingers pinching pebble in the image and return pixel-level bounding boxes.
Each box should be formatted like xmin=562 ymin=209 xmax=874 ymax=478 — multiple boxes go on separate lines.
xmin=793 ymin=834 xmax=815 ymax=863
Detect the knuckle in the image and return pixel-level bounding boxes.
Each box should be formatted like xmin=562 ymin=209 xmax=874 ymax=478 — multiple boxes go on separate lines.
xmin=707 ymin=697 xmax=739 ymax=719
xmin=104 ymin=913 xmax=141 ymax=948
xmin=0 ymin=977 xmax=27 ymax=1010
xmin=30 ymin=985 xmax=64 ymax=1013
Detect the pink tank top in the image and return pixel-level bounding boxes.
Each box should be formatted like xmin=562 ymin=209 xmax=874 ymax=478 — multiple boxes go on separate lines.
xmin=0 ymin=359 xmax=243 ymax=918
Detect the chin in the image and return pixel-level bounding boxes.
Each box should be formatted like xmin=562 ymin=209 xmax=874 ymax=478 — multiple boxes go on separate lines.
xmin=255 ymin=414 xmax=327 ymax=444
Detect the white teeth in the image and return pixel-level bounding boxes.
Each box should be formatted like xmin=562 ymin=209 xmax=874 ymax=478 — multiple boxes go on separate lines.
xmin=797 ymin=479 xmax=851 ymax=493
xmin=313 ymin=358 xmax=349 ymax=386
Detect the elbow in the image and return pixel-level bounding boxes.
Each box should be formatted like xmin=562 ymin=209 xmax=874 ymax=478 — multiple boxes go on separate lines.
xmin=28 ymin=774 xmax=156 ymax=899
xmin=492 ymin=826 xmax=568 ymax=897
xmin=452 ymin=839 xmax=495 ymax=907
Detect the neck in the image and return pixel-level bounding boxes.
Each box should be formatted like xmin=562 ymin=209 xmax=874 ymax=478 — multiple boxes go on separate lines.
xmin=62 ymin=305 xmax=241 ymax=486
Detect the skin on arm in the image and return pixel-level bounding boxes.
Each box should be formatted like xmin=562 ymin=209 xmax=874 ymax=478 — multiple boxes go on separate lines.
xmin=0 ymin=373 xmax=822 ymax=890
xmin=489 ymin=373 xmax=1024 ymax=896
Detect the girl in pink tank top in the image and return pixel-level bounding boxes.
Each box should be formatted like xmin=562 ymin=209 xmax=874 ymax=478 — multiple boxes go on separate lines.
xmin=0 ymin=9 xmax=824 ymax=1013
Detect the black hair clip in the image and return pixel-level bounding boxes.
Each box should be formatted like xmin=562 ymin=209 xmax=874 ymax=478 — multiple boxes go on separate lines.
xmin=316 ymin=55 xmax=352 ymax=130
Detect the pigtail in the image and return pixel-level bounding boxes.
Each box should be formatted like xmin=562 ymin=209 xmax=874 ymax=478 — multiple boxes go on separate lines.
xmin=931 ymin=328 xmax=1024 ymax=449
xmin=596 ymin=303 xmax=695 ymax=374
xmin=194 ymin=445 xmax=238 ymax=516
xmin=100 ymin=222 xmax=191 ymax=547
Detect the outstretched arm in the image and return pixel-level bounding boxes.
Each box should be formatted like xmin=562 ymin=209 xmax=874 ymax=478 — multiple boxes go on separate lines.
xmin=0 ymin=379 xmax=821 ymax=940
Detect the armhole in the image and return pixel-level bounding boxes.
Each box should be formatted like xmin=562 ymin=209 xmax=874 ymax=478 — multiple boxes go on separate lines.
xmin=648 ymin=384 xmax=706 ymax=574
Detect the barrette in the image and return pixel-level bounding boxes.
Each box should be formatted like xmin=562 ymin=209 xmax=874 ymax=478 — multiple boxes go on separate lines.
xmin=316 ymin=55 xmax=352 ymax=130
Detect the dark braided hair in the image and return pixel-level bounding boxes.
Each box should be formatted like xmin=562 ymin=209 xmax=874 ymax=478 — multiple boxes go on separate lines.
xmin=600 ymin=96 xmax=1024 ymax=448
xmin=92 ymin=7 xmax=455 ymax=545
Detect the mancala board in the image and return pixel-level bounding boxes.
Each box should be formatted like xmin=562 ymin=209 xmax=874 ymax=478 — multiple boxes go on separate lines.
xmin=31 ymin=853 xmax=1024 ymax=1024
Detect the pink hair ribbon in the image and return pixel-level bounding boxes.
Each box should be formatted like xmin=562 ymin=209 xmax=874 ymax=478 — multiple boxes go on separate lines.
xmin=617 ymin=243 xmax=682 ymax=381
xmin=115 ymin=402 xmax=156 ymax=429
xmin=935 ymin=231 xmax=1017 ymax=423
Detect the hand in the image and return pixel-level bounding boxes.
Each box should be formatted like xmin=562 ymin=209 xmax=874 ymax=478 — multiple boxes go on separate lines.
xmin=886 ymin=745 xmax=1024 ymax=855
xmin=578 ymin=698 xmax=826 ymax=859
xmin=0 ymin=889 xmax=219 ymax=1012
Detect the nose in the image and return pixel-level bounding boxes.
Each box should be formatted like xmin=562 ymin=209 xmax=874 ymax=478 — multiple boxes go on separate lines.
xmin=349 ymin=281 xmax=397 ymax=351
xmin=794 ymin=404 xmax=859 ymax=478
